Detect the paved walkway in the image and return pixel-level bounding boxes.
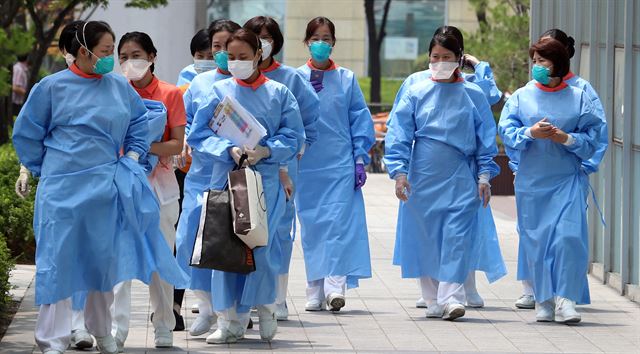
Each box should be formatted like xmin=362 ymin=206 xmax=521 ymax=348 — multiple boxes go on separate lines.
xmin=2 ymin=175 xmax=639 ymax=353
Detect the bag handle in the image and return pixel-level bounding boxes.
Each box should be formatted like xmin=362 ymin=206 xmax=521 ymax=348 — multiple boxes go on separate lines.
xmin=234 ymin=153 xmax=248 ymax=171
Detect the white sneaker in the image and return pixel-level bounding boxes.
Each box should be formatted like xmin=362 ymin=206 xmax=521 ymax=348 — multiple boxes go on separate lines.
xmin=191 ymin=303 xmax=199 ymax=313
xmin=326 ymin=293 xmax=346 ymax=311
xmin=116 ymin=338 xmax=124 ymax=353
xmin=535 ymin=300 xmax=555 ymax=322
xmin=415 ymin=297 xmax=427 ymax=308
xmin=515 ymin=294 xmax=535 ymax=309
xmin=189 ymin=314 xmax=216 ymax=336
xmin=305 ymin=300 xmax=324 ymax=311
xmin=258 ymin=311 xmax=278 ymax=341
xmin=554 ymin=297 xmax=581 ymax=323
xmin=442 ymin=303 xmax=465 ymax=321
xmin=154 ymin=329 xmax=173 ymax=348
xmin=465 ymin=292 xmax=485 ymax=308
xmin=95 ymin=335 xmax=119 ymax=354
xmin=70 ymin=329 xmax=94 ymax=349
xmin=275 ymin=302 xmax=289 ymax=321
xmin=426 ymin=304 xmax=444 ymax=318
xmin=206 ymin=326 xmax=244 ymax=344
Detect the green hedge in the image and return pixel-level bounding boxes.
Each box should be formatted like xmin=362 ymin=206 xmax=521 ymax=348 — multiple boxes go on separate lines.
xmin=0 ymin=143 xmax=36 ymax=263
xmin=0 ymin=236 xmax=13 ymax=310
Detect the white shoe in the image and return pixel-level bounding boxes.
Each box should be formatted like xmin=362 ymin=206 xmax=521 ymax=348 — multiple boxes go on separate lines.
xmin=154 ymin=329 xmax=173 ymax=348
xmin=95 ymin=335 xmax=119 ymax=354
xmin=191 ymin=303 xmax=199 ymax=313
xmin=442 ymin=303 xmax=465 ymax=321
xmin=275 ymin=302 xmax=289 ymax=321
xmin=206 ymin=327 xmax=243 ymax=344
xmin=465 ymin=292 xmax=485 ymax=308
xmin=305 ymin=300 xmax=324 ymax=311
xmin=535 ymin=299 xmax=555 ymax=322
xmin=70 ymin=329 xmax=94 ymax=349
xmin=426 ymin=304 xmax=444 ymax=318
xmin=326 ymin=293 xmax=346 ymax=311
xmin=189 ymin=314 xmax=216 ymax=336
xmin=515 ymin=294 xmax=535 ymax=309
xmin=116 ymin=338 xmax=124 ymax=353
xmin=554 ymin=297 xmax=581 ymax=323
xmin=415 ymin=297 xmax=427 ymax=308
xmin=258 ymin=311 xmax=278 ymax=341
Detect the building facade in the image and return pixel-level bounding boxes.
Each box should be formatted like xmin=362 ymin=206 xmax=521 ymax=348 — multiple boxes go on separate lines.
xmin=531 ymin=0 xmax=640 ymax=302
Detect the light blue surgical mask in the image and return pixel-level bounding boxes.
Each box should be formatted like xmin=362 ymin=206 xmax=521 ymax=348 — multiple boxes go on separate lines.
xmin=532 ymin=64 xmax=551 ymax=85
xmin=309 ymin=41 xmax=332 ymax=62
xmin=215 ymin=51 xmax=228 ymax=71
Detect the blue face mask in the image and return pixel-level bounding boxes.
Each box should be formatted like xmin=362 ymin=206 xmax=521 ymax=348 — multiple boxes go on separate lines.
xmin=309 ymin=41 xmax=332 ymax=62
xmin=215 ymin=51 xmax=228 ymax=71
xmin=532 ymin=64 xmax=551 ymax=85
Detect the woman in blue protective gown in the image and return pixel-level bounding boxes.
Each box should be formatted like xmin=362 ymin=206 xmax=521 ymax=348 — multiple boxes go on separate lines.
xmin=174 ymin=19 xmax=240 ymax=337
xmin=11 ymin=21 xmax=187 ymax=354
xmin=498 ymin=38 xmax=604 ymax=324
xmin=384 ymin=31 xmax=500 ymax=321
xmin=390 ymin=25 xmax=506 ymax=310
xmin=188 ymin=29 xmax=304 ymax=344
xmin=510 ymin=29 xmax=609 ymax=310
xmin=243 ymin=15 xmax=319 ymax=321
xmin=296 ymin=17 xmax=375 ymax=312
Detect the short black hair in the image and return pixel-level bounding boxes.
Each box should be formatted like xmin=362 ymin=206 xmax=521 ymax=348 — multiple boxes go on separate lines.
xmin=190 ymin=29 xmax=210 ymax=56
xmin=59 ymin=20 xmax=83 ymax=53
xmin=207 ymin=19 xmax=241 ymax=45
xmin=529 ymin=38 xmax=570 ymax=78
xmin=118 ymin=31 xmax=158 ymax=73
xmin=69 ymin=21 xmax=115 ymax=57
xmin=243 ymin=16 xmax=284 ymax=57
xmin=17 ymin=54 xmax=28 ymax=62
xmin=541 ymin=28 xmax=575 ymax=58
xmin=226 ymin=28 xmax=263 ymax=65
xmin=429 ymin=32 xmax=463 ymax=58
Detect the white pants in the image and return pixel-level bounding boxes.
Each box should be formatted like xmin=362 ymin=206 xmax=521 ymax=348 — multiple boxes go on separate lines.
xmin=193 ymin=290 xmax=213 ymax=318
xmin=36 ymin=291 xmax=113 ymax=352
xmin=522 ymin=280 xmax=535 ymax=296
xmin=111 ymin=200 xmax=179 ymax=343
xmin=463 ymin=271 xmax=479 ymax=295
xmin=216 ymin=303 xmax=275 ymax=335
xmin=306 ymin=276 xmax=346 ymax=303
xmin=72 ymin=309 xmax=86 ymax=332
xmin=419 ymin=277 xmax=465 ymax=306
xmin=275 ymin=273 xmax=288 ymax=305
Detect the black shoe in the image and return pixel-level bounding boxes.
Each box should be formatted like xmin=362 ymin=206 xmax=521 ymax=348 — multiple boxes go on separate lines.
xmin=149 ymin=310 xmax=185 ymax=332
xmin=247 ymin=318 xmax=253 ymax=329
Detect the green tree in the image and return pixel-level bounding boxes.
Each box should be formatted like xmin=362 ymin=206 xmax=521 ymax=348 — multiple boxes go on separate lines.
xmin=463 ymin=0 xmax=530 ymax=94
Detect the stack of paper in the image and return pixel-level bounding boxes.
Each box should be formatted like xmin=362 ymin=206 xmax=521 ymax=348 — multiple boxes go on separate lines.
xmin=209 ymin=95 xmax=267 ymax=149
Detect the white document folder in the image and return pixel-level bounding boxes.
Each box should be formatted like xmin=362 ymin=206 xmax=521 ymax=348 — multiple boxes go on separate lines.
xmin=209 ymin=95 xmax=267 ymax=149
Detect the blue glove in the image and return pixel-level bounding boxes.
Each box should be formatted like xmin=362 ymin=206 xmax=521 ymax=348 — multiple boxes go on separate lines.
xmin=355 ymin=163 xmax=367 ymax=189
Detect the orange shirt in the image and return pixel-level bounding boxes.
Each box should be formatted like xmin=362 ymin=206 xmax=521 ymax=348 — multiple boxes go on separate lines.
xmin=132 ymin=76 xmax=186 ymax=142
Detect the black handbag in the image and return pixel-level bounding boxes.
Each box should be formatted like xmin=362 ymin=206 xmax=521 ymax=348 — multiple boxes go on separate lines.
xmin=190 ymin=155 xmax=256 ymax=274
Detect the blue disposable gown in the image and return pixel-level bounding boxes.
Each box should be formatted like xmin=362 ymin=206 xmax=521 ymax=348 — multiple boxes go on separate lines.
xmin=384 ymin=77 xmax=502 ymax=283
xmin=263 ymin=61 xmax=319 ymax=275
xmin=139 ymin=98 xmax=168 ymax=174
xmin=498 ymin=82 xmax=603 ymax=304
xmin=174 ymin=69 xmax=232 ymax=292
xmin=12 ymin=68 xmax=188 ymax=305
xmin=176 ymin=64 xmax=197 ymax=86
xmin=188 ymin=75 xmax=304 ymax=312
xmin=296 ymin=62 xmax=375 ymax=289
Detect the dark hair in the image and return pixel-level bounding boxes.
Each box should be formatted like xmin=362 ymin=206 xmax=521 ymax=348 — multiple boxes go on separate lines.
xmin=190 ymin=29 xmax=210 ymax=56
xmin=207 ymin=19 xmax=241 ymax=44
xmin=59 ymin=20 xmax=83 ymax=53
xmin=69 ymin=21 xmax=115 ymax=57
xmin=304 ymin=17 xmax=336 ymax=44
xmin=529 ymin=37 xmax=570 ymax=78
xmin=118 ymin=31 xmax=158 ymax=73
xmin=17 ymin=54 xmax=28 ymax=62
xmin=226 ymin=29 xmax=263 ymax=65
xmin=243 ymin=16 xmax=284 ymax=57
xmin=541 ymin=28 xmax=575 ymax=58
xmin=433 ymin=26 xmax=464 ymax=51
xmin=428 ymin=32 xmax=463 ymax=59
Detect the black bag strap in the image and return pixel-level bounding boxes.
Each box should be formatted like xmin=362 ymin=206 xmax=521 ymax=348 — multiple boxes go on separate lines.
xmin=234 ymin=153 xmax=248 ymax=171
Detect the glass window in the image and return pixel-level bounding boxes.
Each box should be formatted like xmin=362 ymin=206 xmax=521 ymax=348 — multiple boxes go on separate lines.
xmin=633 ymin=50 xmax=640 ymax=146
xmin=632 ymin=151 xmax=640 ymax=284
xmin=612 ymin=144 xmax=623 ymax=273
xmin=613 ymin=48 xmax=624 ymax=141
xmin=579 ymin=45 xmax=590 ymax=82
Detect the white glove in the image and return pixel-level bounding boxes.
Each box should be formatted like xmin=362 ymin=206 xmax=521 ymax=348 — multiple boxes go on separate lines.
xmin=478 ymin=172 xmax=491 ymax=208
xmin=125 ymin=151 xmax=140 ymax=162
xmin=244 ymin=145 xmax=270 ymax=165
xmin=15 ymin=164 xmax=30 ymax=199
xmin=297 ymin=143 xmax=307 ymax=160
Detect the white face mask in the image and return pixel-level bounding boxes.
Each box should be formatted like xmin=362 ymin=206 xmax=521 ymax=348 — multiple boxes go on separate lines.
xmin=260 ymin=39 xmax=272 ymax=60
xmin=121 ymin=59 xmax=152 ymax=81
xmin=64 ymin=53 xmax=75 ymax=67
xmin=228 ymin=60 xmax=256 ymax=80
xmin=429 ymin=61 xmax=459 ymax=80
xmin=193 ymin=59 xmax=216 ymax=74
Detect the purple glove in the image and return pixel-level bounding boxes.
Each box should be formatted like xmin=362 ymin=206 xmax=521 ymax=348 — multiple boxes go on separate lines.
xmin=355 ymin=163 xmax=367 ymax=189
xmin=311 ymin=80 xmax=323 ymax=93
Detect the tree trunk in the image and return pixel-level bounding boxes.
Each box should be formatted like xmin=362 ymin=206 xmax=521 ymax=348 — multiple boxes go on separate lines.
xmin=365 ymin=0 xmax=391 ymax=107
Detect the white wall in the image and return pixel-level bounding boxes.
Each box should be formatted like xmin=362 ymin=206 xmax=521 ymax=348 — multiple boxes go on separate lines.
xmin=90 ymin=0 xmax=197 ymax=84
